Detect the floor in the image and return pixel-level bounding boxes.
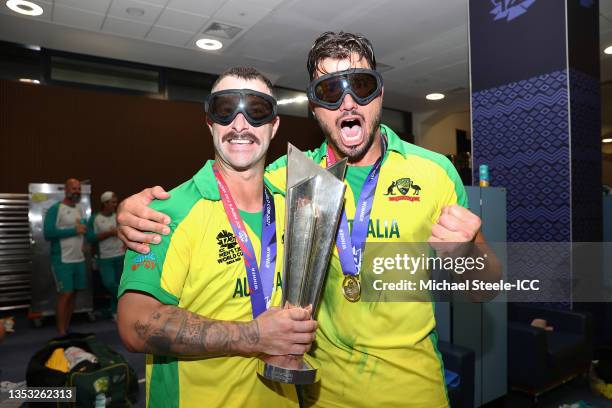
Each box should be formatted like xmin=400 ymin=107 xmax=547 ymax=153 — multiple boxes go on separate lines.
xmin=483 ymin=377 xmax=612 ymax=407
xmin=1 ymin=309 xmax=611 ymax=407
xmin=0 ymin=309 xmax=145 ymax=407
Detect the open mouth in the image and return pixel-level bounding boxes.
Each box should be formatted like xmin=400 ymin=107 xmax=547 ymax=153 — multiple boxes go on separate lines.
xmin=339 ymin=117 xmax=363 ymax=147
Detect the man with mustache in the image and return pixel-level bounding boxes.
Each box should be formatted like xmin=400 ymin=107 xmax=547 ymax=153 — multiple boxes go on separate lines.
xmin=44 ymin=177 xmax=88 ymax=335
xmin=117 ymin=33 xmax=499 ymax=407
xmin=116 ymin=67 xmax=316 ymax=407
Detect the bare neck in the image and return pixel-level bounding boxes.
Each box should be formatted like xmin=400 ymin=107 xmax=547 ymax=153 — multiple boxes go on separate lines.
xmin=62 ymin=198 xmax=75 ymax=207
xmin=215 ymin=159 xmax=265 ymax=212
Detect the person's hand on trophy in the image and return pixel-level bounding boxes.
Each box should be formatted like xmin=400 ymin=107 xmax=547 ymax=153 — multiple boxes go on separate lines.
xmin=255 ymin=304 xmax=317 ymax=371
xmin=254 ymin=304 xmax=317 ymax=356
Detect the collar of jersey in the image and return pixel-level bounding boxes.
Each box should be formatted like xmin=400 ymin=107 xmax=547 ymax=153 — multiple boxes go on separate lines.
xmin=193 ymin=160 xmax=284 ymax=201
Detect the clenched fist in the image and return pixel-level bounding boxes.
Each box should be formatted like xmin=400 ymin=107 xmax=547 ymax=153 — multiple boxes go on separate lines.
xmin=428 ymin=205 xmax=481 ymax=255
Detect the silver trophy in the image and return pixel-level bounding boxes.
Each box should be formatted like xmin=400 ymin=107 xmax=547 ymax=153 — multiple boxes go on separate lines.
xmin=257 ymin=144 xmax=347 ymax=384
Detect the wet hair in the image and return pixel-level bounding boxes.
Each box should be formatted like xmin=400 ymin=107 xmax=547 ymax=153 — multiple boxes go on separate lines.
xmin=307 ymin=31 xmax=376 ymax=79
xmin=211 ymin=66 xmax=275 ymax=97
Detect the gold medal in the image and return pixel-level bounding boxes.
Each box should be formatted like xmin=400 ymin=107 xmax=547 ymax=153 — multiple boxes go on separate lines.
xmin=342 ymin=275 xmax=361 ymax=302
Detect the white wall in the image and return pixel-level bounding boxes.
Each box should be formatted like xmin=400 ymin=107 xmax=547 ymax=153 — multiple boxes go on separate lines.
xmin=412 ymin=110 xmax=471 ymax=155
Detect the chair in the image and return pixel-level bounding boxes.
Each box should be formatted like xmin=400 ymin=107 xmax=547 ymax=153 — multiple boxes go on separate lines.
xmin=439 ymin=340 xmax=475 ymax=408
xmin=507 ymin=304 xmax=592 ymax=399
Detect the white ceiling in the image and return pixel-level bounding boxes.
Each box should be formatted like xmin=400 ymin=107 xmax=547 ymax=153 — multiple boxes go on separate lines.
xmin=0 ymin=0 xmax=611 ymax=116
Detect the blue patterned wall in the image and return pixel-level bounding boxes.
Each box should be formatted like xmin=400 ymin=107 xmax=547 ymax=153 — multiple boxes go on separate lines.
xmin=472 ymin=70 xmax=571 ymax=242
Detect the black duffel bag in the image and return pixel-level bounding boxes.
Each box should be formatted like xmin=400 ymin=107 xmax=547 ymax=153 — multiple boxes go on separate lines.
xmin=26 ymin=332 xmax=139 ymax=407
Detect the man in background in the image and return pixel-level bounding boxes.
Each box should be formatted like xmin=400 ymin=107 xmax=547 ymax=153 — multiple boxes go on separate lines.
xmin=43 ymin=178 xmax=87 ymax=335
xmin=88 ymin=191 xmax=124 ymax=320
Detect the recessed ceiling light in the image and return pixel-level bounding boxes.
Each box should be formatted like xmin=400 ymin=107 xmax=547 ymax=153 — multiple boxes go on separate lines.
xmin=6 ymin=0 xmax=43 ymax=16
xmin=603 ymin=138 xmax=612 ymax=143
xmin=126 ymin=7 xmax=145 ymax=17
xmin=196 ymin=38 xmax=223 ymax=51
xmin=604 ymin=45 xmax=612 ymax=55
xmin=426 ymin=93 xmax=445 ymax=101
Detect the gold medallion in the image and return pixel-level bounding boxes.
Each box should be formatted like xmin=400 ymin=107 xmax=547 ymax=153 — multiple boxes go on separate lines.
xmin=342 ymin=275 xmax=361 ymax=302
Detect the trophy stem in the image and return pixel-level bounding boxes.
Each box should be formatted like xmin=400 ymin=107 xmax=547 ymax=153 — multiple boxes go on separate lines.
xmin=256 ymin=354 xmax=320 ymax=385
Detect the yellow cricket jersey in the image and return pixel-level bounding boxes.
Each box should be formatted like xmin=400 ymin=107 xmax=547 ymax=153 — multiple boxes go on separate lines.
xmin=265 ymin=125 xmax=468 ymax=408
xmin=118 ymin=160 xmax=298 ymax=408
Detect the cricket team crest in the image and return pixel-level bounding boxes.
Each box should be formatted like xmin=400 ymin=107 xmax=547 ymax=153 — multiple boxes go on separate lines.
xmin=384 ymin=177 xmax=422 ymax=202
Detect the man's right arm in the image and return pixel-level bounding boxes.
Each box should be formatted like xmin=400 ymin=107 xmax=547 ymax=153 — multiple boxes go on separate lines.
xmin=118 ymin=291 xmax=316 ymax=358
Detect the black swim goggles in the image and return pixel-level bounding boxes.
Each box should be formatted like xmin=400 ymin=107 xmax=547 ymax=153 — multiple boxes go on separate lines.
xmin=205 ymin=89 xmax=278 ymax=127
xmin=307 ymin=68 xmax=383 ymax=110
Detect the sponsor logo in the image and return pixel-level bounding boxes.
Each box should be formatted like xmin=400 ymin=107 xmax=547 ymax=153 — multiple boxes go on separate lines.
xmin=264 ymin=246 xmax=272 ymax=268
xmin=93 ymin=377 xmax=109 ymax=393
xmin=383 ymin=177 xmax=422 ymax=202
xmin=131 ymin=253 xmax=157 ymax=271
xmin=353 ymin=247 xmax=363 ymax=271
xmin=237 ymin=230 xmax=249 ymax=244
xmin=490 ymin=0 xmax=536 ymax=22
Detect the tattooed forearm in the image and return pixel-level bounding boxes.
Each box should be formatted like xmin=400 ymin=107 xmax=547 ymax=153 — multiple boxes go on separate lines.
xmin=132 ymin=305 xmax=260 ymax=357
xmin=239 ymin=320 xmax=260 ymax=346
xmin=134 ymin=320 xmax=151 ymax=339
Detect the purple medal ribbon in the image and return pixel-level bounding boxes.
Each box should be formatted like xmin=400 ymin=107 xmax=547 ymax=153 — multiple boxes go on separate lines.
xmin=213 ymin=163 xmax=277 ymax=318
xmin=327 ymin=136 xmax=387 ymax=276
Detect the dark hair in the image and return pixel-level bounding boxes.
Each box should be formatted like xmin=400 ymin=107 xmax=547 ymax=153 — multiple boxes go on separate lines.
xmin=307 ymin=31 xmax=376 ymax=80
xmin=211 ymin=66 xmax=275 ymax=97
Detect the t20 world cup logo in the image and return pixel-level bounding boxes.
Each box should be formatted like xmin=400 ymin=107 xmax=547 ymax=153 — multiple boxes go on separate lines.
xmin=490 ymin=0 xmax=536 ymax=22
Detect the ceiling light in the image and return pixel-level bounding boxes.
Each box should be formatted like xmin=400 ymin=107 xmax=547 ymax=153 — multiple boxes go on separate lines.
xmin=196 ymin=38 xmax=223 ymax=51
xmin=604 ymin=45 xmax=612 ymax=55
xmin=603 ymin=138 xmax=612 ymax=143
xmin=277 ymin=95 xmax=308 ymax=105
xmin=426 ymin=93 xmax=445 ymax=101
xmin=6 ymin=0 xmax=43 ymax=16
xmin=126 ymin=7 xmax=144 ymax=17
xmin=19 ymin=78 xmax=40 ymax=84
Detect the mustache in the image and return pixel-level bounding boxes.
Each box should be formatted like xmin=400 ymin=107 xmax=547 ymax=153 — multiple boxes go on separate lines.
xmin=222 ymin=131 xmax=259 ymax=144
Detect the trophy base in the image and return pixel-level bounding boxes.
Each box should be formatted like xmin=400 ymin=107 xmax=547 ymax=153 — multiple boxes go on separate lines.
xmin=257 ymin=355 xmax=319 ymax=384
